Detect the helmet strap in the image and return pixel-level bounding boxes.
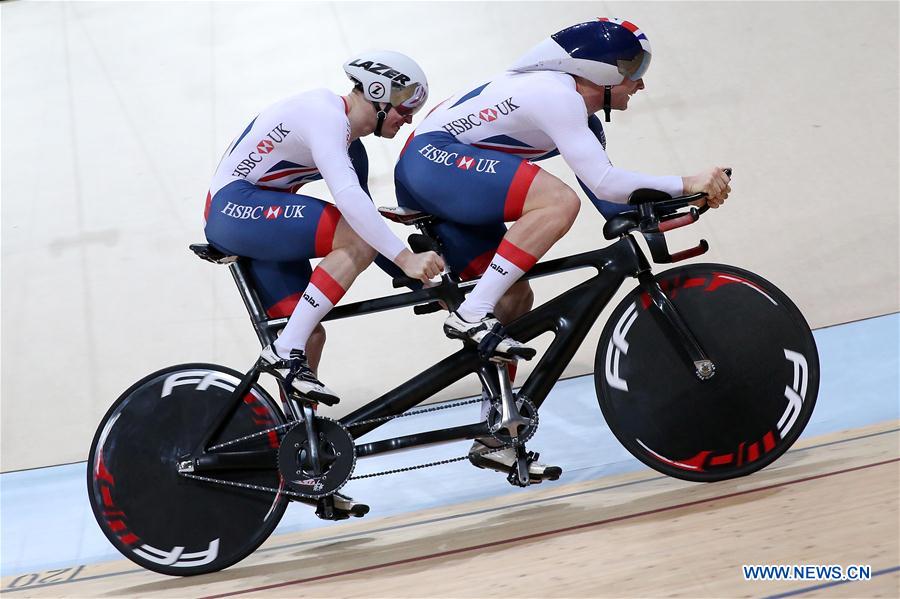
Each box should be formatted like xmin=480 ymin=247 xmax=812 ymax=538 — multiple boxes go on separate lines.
xmin=372 ymin=102 xmax=388 ymax=137
xmin=603 ymin=86 xmax=612 ymax=123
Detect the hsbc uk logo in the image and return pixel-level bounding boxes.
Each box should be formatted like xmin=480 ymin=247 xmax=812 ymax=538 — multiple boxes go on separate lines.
xmin=441 ymin=98 xmax=519 ymax=136
xmin=418 ymin=144 xmax=499 ymax=174
xmin=220 ymin=203 xmax=306 ymax=220
xmin=231 ymin=123 xmax=291 ymax=178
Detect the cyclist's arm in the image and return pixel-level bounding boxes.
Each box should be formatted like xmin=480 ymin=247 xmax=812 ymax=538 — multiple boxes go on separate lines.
xmin=533 ymin=89 xmax=683 ymax=203
xmin=348 ymin=138 xmax=370 ymax=196
xmin=310 ymin=121 xmax=406 ymax=262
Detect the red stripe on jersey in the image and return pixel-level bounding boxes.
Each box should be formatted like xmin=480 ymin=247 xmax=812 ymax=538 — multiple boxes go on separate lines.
xmin=310 ymin=267 xmax=346 ymax=305
xmin=460 ymin=248 xmax=496 ymax=281
xmin=400 ymin=130 xmax=416 ymax=157
xmin=266 ymin=293 xmax=300 ymax=319
xmin=503 ymin=161 xmax=539 ymax=221
xmin=259 ymin=167 xmax=317 ymax=182
xmin=472 ymin=143 xmax=547 ymax=155
xmin=314 ymin=204 xmax=341 ymax=257
xmin=497 ymin=239 xmax=538 ymax=271
xmin=203 ymin=191 xmax=212 ymax=221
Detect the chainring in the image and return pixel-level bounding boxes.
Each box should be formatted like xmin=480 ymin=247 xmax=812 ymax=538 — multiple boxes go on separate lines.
xmin=277 ymin=416 xmax=356 ymax=498
xmin=487 ymin=398 xmax=538 ymax=447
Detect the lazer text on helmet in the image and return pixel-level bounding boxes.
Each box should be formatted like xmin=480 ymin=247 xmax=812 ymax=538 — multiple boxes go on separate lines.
xmin=347 ymin=60 xmax=411 ymax=86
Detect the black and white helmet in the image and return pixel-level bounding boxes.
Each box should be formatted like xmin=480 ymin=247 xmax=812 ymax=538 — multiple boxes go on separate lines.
xmin=343 ymin=50 xmax=429 ymax=116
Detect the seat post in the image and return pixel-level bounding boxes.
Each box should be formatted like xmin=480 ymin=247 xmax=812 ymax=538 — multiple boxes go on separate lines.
xmin=227 ymin=259 xmax=275 ymax=348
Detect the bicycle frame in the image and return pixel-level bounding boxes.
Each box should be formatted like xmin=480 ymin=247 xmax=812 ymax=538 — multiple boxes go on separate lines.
xmin=196 ymin=233 xmax=651 ymax=464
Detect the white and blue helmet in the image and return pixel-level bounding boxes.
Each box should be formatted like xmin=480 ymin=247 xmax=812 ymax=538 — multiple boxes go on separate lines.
xmin=510 ymin=18 xmax=652 ymax=86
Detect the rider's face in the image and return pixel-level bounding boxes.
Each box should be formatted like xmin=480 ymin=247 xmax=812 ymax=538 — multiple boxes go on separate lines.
xmin=610 ymin=78 xmax=645 ymax=111
xmin=380 ymin=107 xmax=413 ymax=139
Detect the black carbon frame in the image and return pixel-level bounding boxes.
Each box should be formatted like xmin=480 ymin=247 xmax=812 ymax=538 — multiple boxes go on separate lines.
xmin=203 ymin=234 xmax=652 ymax=464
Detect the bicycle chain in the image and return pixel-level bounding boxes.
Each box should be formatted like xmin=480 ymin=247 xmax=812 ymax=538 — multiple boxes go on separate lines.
xmin=208 ymin=396 xmax=483 ymax=452
xmin=179 ymin=444 xmax=510 ymax=490
xmin=193 ymin=396 xmax=509 ymax=492
xmin=179 ymin=472 xmax=309 ymax=499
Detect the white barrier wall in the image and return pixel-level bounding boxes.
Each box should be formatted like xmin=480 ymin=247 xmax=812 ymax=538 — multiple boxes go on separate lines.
xmin=2 ymin=1 xmax=898 ymax=470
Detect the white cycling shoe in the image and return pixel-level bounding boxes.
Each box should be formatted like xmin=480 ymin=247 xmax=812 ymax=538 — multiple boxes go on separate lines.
xmin=259 ymin=345 xmax=340 ymax=406
xmin=468 ymin=440 xmax=562 ymax=483
xmin=443 ymin=312 xmax=535 ymax=359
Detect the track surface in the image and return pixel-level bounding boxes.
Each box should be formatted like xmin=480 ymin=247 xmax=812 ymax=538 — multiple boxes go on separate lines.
xmin=3 ymin=422 xmax=898 ymax=598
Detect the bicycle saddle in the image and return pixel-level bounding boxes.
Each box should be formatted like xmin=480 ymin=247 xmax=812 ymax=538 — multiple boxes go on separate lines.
xmin=378 ymin=206 xmax=437 ymax=226
xmin=189 ymin=243 xmax=238 ymax=265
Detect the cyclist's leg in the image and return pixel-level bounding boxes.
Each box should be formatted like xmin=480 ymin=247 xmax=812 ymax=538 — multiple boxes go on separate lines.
xmin=273 ymin=216 xmax=376 ymax=357
xmin=459 ymin=169 xmax=579 ymax=322
xmin=242 ymin=259 xmax=327 ymax=371
xmin=396 ymin=133 xmax=576 ymax=337
xmin=205 ymin=181 xmax=374 ymax=399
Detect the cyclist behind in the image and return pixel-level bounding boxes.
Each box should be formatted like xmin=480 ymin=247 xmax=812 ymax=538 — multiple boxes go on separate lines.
xmin=394 ymin=18 xmax=731 ymax=480
xmin=205 ymin=50 xmax=442 ymax=409
xmin=204 ymin=51 xmax=443 ymax=517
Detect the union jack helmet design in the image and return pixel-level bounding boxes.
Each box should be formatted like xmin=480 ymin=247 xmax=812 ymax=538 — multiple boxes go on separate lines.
xmin=510 ymin=18 xmax=652 ymax=87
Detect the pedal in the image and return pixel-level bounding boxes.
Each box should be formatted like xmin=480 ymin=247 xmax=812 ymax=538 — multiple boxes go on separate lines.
xmin=315 ymin=495 xmax=339 ymax=520
xmin=477 ymin=324 xmax=536 ymax=361
xmin=296 ymin=389 xmax=340 ymax=407
xmin=313 ymin=493 xmax=370 ymax=521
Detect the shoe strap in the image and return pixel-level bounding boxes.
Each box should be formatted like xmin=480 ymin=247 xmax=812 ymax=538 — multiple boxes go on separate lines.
xmin=477 ymin=322 xmax=508 ymax=360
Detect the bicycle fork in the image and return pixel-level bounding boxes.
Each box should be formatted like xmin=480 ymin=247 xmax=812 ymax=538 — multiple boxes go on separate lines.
xmin=637 ymin=271 xmax=716 ymax=380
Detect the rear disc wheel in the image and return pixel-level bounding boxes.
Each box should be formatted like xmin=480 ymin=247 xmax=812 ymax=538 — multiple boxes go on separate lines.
xmin=87 ymin=363 xmax=288 ymax=576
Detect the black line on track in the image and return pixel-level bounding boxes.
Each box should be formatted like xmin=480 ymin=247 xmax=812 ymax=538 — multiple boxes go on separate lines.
xmin=200 ymin=457 xmax=900 ymax=598
xmin=3 ymin=427 xmax=897 ymax=594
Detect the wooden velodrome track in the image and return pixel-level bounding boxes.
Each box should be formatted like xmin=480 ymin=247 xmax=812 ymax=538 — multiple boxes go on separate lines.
xmin=3 ymin=421 xmax=898 ymax=598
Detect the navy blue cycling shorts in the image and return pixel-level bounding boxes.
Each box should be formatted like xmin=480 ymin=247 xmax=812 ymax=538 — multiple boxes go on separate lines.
xmin=204 ymin=179 xmax=341 ymax=317
xmin=394 ymin=131 xmax=539 ymax=279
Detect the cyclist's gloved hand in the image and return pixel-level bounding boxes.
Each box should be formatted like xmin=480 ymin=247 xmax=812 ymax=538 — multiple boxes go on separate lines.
xmin=395 ymin=248 xmax=446 ymax=284
xmin=683 ymin=166 xmax=732 ymax=209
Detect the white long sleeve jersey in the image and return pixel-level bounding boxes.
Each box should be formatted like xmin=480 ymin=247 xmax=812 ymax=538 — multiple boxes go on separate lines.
xmin=210 ymin=89 xmax=406 ymax=261
xmin=416 ymin=71 xmax=683 ymax=203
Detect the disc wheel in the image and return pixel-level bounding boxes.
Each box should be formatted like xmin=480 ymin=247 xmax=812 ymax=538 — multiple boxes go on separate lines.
xmin=87 ymin=363 xmax=288 ymax=576
xmin=595 ymin=264 xmax=819 ymax=482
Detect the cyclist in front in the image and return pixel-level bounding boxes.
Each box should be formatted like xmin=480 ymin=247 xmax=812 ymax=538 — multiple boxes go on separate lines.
xmin=394 ymin=18 xmax=731 ymax=482
xmin=204 ymin=51 xmax=443 ymax=516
